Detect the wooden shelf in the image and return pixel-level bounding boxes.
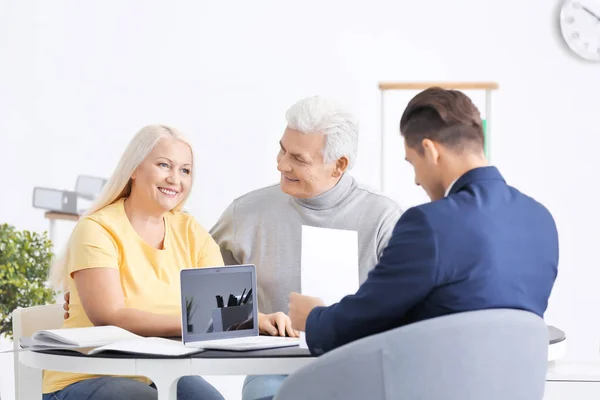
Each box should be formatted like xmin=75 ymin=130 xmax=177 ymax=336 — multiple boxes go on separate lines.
xmin=44 ymin=211 xmax=80 ymax=222
xmin=378 ymin=81 xmax=499 ymax=91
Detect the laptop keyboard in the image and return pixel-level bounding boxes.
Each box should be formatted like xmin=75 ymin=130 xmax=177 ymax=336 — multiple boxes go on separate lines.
xmin=200 ymin=335 xmax=299 ymax=346
xmin=184 ymin=335 xmax=301 ymax=350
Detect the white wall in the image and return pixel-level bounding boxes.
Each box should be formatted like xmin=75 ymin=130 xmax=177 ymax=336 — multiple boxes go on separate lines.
xmin=1 ymin=0 xmax=599 ymax=398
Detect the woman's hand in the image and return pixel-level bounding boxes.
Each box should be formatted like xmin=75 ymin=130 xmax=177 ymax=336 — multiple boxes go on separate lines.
xmin=63 ymin=291 xmax=70 ymax=319
xmin=258 ymin=312 xmax=300 ymax=337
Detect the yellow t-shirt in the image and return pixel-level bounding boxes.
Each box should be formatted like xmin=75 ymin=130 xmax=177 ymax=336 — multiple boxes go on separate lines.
xmin=42 ymin=198 xmax=224 ymax=394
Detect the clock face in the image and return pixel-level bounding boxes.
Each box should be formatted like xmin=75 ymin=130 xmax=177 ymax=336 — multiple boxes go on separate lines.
xmin=560 ymin=0 xmax=600 ymax=61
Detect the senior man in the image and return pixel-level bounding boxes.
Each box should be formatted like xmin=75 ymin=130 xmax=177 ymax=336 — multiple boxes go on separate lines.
xmin=208 ymin=95 xmax=402 ymax=400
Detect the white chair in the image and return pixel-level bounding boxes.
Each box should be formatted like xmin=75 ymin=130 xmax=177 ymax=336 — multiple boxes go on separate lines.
xmin=274 ymin=309 xmax=549 ymax=400
xmin=12 ymin=304 xmax=64 ymax=400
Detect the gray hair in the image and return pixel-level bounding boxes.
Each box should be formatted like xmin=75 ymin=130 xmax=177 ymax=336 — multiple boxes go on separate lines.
xmin=285 ymin=95 xmax=358 ymax=169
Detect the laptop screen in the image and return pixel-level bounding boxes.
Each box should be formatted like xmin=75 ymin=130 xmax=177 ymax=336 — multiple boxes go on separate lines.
xmin=180 ymin=265 xmax=258 ymax=343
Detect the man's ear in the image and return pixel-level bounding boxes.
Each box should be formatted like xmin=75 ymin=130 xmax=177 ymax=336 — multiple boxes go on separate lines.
xmin=421 ymin=139 xmax=440 ymax=164
xmin=332 ymin=156 xmax=349 ymax=177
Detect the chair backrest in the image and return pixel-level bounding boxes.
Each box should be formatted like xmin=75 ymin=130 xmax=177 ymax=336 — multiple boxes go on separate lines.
xmin=12 ymin=304 xmax=64 ymax=400
xmin=275 ymin=309 xmax=549 ymax=400
xmin=13 ymin=304 xmax=64 ymax=339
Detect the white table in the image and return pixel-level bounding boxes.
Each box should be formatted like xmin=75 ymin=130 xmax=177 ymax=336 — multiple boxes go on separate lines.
xmin=17 ymin=328 xmax=570 ymax=400
xmin=20 ymin=348 xmax=316 ymax=400
xmin=547 ymin=326 xmax=567 ymax=361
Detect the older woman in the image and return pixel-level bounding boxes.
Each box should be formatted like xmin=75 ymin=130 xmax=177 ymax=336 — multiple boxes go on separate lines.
xmin=209 ymin=96 xmax=403 ymax=400
xmin=45 ymin=125 xmax=227 ymax=400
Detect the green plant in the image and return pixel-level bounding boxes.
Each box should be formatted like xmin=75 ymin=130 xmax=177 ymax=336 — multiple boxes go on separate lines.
xmin=0 ymin=223 xmax=56 ymax=339
xmin=185 ymin=296 xmax=197 ymax=320
xmin=185 ymin=296 xmax=197 ymax=332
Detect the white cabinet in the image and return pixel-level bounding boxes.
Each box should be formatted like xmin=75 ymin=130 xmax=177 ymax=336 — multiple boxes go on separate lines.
xmin=545 ymin=382 xmax=600 ymax=399
xmin=545 ymin=361 xmax=600 ymax=399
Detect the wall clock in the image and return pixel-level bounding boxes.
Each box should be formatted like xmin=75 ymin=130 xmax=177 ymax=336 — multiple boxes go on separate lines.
xmin=560 ymin=0 xmax=600 ymax=61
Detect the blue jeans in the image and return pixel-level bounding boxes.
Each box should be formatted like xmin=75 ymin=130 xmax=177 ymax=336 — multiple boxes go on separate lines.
xmin=242 ymin=375 xmax=287 ymax=400
xmin=42 ymin=376 xmax=225 ymax=400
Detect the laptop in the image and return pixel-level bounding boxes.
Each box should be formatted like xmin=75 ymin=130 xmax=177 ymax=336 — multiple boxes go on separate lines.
xmin=180 ymin=264 xmax=300 ymax=351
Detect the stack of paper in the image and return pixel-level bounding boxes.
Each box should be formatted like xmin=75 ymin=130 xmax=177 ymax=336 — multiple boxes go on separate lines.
xmin=299 ymin=225 xmax=359 ymax=348
xmin=15 ymin=326 xmax=203 ymax=356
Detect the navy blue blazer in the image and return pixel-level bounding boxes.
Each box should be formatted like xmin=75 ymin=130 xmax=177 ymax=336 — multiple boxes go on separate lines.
xmin=305 ymin=166 xmax=559 ymax=355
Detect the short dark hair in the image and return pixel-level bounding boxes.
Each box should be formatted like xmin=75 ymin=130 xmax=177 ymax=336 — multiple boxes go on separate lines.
xmin=400 ymin=87 xmax=484 ymax=154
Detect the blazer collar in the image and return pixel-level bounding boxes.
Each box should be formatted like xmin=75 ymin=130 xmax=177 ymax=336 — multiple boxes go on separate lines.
xmin=448 ymin=166 xmax=505 ymax=195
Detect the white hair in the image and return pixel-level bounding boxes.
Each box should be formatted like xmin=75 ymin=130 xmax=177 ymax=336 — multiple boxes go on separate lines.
xmin=285 ymin=95 xmax=358 ymax=169
xmin=49 ymin=125 xmax=194 ymax=291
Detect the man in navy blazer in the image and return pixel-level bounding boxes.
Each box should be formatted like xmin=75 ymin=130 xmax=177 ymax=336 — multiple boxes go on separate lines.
xmin=288 ymin=87 xmax=559 ymax=356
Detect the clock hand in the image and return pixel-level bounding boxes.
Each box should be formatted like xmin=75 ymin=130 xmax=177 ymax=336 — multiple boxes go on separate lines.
xmin=582 ymin=5 xmax=600 ymax=22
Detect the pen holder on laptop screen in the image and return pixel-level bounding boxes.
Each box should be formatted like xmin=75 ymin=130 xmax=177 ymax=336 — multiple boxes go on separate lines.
xmin=211 ymin=303 xmax=253 ymax=332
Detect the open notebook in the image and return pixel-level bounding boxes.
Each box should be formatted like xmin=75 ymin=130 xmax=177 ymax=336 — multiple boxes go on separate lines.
xmin=19 ymin=326 xmax=202 ymax=356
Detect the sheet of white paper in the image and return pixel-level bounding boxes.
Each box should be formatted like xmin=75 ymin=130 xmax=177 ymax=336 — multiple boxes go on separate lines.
xmin=299 ymin=225 xmax=359 ymax=348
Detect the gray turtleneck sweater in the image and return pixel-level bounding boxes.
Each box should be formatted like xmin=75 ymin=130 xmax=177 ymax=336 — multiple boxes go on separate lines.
xmin=209 ymin=173 xmax=403 ymax=314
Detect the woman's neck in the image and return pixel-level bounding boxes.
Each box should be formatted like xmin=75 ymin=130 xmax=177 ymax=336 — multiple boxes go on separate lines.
xmin=123 ymin=196 xmax=164 ymax=225
xmin=123 ymin=196 xmax=166 ymax=249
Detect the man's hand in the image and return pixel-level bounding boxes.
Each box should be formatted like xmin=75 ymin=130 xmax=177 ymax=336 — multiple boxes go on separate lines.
xmin=258 ymin=312 xmax=300 ymax=337
xmin=288 ymin=292 xmax=325 ymax=332
xmin=63 ymin=291 xmax=70 ymax=320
